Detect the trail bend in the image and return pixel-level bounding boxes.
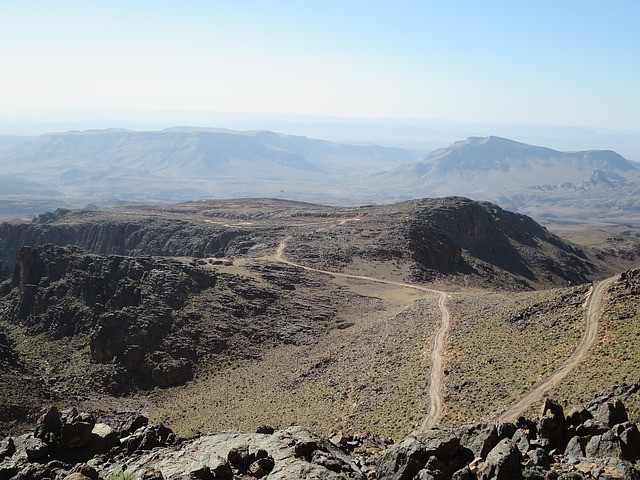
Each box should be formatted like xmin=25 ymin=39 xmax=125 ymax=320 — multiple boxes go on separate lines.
xmin=494 ymin=275 xmax=617 ymax=423
xmin=274 ymin=237 xmax=451 ymax=430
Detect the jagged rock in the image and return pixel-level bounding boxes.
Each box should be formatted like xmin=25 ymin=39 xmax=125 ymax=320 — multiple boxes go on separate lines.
xmin=537 ymin=399 xmax=567 ymax=450
xmin=576 ymin=419 xmax=609 ymax=437
xmin=565 ymin=436 xmax=589 ymax=460
xmin=601 ymin=457 xmax=640 ymax=480
xmin=516 ymin=416 xmax=537 ymax=438
xmin=566 ymin=406 xmax=593 ymax=428
xmin=85 ymin=423 xmax=120 ymax=456
xmin=104 ymin=426 xmax=362 ymax=480
xmin=209 ymin=456 xmax=233 ymax=479
xmin=527 ymin=448 xmax=552 ymax=469
xmin=256 ymin=425 xmax=275 ymax=434
xmin=123 ymin=424 xmax=175 ymax=453
xmin=456 ymin=424 xmax=498 ymax=460
xmin=311 ymin=450 xmax=345 ymax=473
xmin=141 ymin=469 xmax=165 ymax=480
xmin=451 ymin=465 xmax=474 ymax=480
xmin=24 ymin=436 xmax=50 ymax=460
xmin=375 ymin=430 xmax=460 ymax=480
xmin=227 ymin=444 xmax=251 ymax=469
xmin=592 ymin=399 xmax=629 ymax=428
xmin=585 ymin=422 xmax=640 ymax=462
xmin=68 ymin=463 xmax=99 ymax=480
xmin=0 ymin=438 xmax=14 ymax=462
xmin=189 ymin=466 xmax=216 ymax=480
xmin=480 ymin=438 xmax=523 ymax=480
xmin=512 ymin=428 xmax=531 ymax=453
xmin=248 ymin=456 xmax=275 ymax=478
xmin=119 ymin=415 xmax=149 ymax=437
xmin=60 ymin=409 xmax=96 ymax=450
xmin=495 ymin=422 xmax=517 ymax=441
xmin=34 ymin=406 xmax=62 ymax=441
xmin=63 ymin=474 xmax=92 ymax=480
xmin=14 ymin=462 xmax=52 ymax=480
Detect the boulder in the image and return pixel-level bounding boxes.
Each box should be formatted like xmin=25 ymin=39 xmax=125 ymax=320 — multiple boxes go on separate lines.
xmin=375 ymin=430 xmax=460 ymax=480
xmin=495 ymin=422 xmax=517 ymax=441
xmin=527 ymin=448 xmax=552 ymax=469
xmin=227 ymin=444 xmax=251 ymax=469
xmin=248 ymin=456 xmax=275 ymax=478
xmin=209 ymin=456 xmax=233 ymax=479
xmin=456 ymin=424 xmax=498 ymax=460
xmin=34 ymin=406 xmax=62 ymax=441
xmin=585 ymin=422 xmax=640 ymax=462
xmin=61 ymin=420 xmax=96 ymax=450
xmin=85 ymin=423 xmax=120 ymax=456
xmin=119 ymin=415 xmax=149 ymax=437
xmin=537 ymin=399 xmax=567 ymax=450
xmin=512 ymin=429 xmax=531 ymax=453
xmin=24 ymin=436 xmax=50 ymax=460
xmin=576 ymin=419 xmax=608 ymax=437
xmin=0 ymin=438 xmax=15 ymax=462
xmin=565 ymin=436 xmax=589 ymax=461
xmin=256 ymin=425 xmax=275 ymax=434
xmin=593 ymin=399 xmax=629 ymax=428
xmin=480 ymin=439 xmax=523 ymax=480
xmin=565 ymin=406 xmax=593 ymax=428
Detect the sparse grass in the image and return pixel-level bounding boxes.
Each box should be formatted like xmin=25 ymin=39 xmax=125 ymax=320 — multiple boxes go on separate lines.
xmin=549 ymin=277 xmax=640 ymax=422
xmin=522 ymin=466 xmax=546 ymax=480
xmin=150 ymin=279 xmax=441 ymax=440
xmin=441 ymin=286 xmax=587 ymax=425
xmin=106 ymin=470 xmax=138 ymax=480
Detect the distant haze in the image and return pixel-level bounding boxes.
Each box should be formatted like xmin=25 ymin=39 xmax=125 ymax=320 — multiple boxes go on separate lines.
xmin=1 ymin=3 xmax=639 ymax=130
xmin=1 ymin=128 xmax=639 ymax=225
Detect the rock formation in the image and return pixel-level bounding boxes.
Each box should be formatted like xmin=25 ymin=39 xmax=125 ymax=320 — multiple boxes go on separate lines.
xmin=0 ymin=387 xmax=639 ymax=479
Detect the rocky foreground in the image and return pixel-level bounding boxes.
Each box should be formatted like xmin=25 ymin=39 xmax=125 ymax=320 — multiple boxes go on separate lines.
xmin=1 ymin=386 xmax=639 ymax=480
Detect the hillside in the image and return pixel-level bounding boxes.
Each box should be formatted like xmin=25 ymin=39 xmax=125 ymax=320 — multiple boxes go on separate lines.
xmin=2 ymin=130 xmax=640 ymax=225
xmin=365 ymin=136 xmax=640 ymax=224
xmin=0 ymin=128 xmax=419 ymax=208
xmin=0 ymin=197 xmax=603 ymax=290
xmin=1 ymin=197 xmax=638 ymax=440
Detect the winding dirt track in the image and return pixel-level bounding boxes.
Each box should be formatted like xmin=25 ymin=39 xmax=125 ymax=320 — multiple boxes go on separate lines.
xmin=494 ymin=275 xmax=617 ymax=423
xmin=274 ymin=237 xmax=451 ymax=430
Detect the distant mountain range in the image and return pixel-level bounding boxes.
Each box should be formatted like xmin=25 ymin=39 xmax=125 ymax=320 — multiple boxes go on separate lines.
xmin=0 ymin=128 xmax=419 ymax=206
xmin=362 ymin=136 xmax=640 ymax=223
xmin=1 ymin=128 xmax=639 ymax=224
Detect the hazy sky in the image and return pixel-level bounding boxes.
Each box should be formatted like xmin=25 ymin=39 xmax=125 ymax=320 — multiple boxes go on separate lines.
xmin=2 ymin=1 xmax=639 ymax=130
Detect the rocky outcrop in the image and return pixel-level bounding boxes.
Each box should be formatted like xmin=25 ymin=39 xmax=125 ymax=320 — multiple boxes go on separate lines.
xmin=0 ymin=209 xmax=256 ymax=274
xmin=0 ymin=244 xmax=341 ymax=398
xmin=407 ymin=197 xmax=595 ymax=286
xmin=1 ymin=389 xmax=640 ymax=480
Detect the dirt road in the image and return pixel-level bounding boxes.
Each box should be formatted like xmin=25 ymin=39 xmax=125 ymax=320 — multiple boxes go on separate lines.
xmin=494 ymin=275 xmax=617 ymax=423
xmin=274 ymin=237 xmax=451 ymax=429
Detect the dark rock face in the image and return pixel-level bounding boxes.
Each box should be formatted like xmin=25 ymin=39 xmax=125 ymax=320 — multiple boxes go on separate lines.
xmin=585 ymin=422 xmax=640 ymax=462
xmin=0 ymin=212 xmax=253 ymax=273
xmin=2 ymin=244 xmax=336 ymax=395
xmin=3 ymin=245 xmax=215 ymax=391
xmin=537 ymin=399 xmax=566 ymax=450
xmin=480 ymin=439 xmax=523 ymax=480
xmin=407 ymin=197 xmax=595 ymax=286
xmin=375 ymin=430 xmax=461 ymax=480
xmin=455 ymin=424 xmax=498 ymax=460
xmin=3 ymin=390 xmax=640 ymax=480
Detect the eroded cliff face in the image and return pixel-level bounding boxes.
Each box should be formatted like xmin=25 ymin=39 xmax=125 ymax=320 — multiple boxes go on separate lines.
xmin=0 ymin=209 xmax=256 ymax=276
xmin=0 ymin=245 xmax=346 ymax=396
xmin=407 ymin=197 xmax=596 ymax=287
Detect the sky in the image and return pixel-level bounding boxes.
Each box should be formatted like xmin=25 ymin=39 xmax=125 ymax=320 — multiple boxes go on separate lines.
xmin=1 ymin=1 xmax=640 ymax=132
